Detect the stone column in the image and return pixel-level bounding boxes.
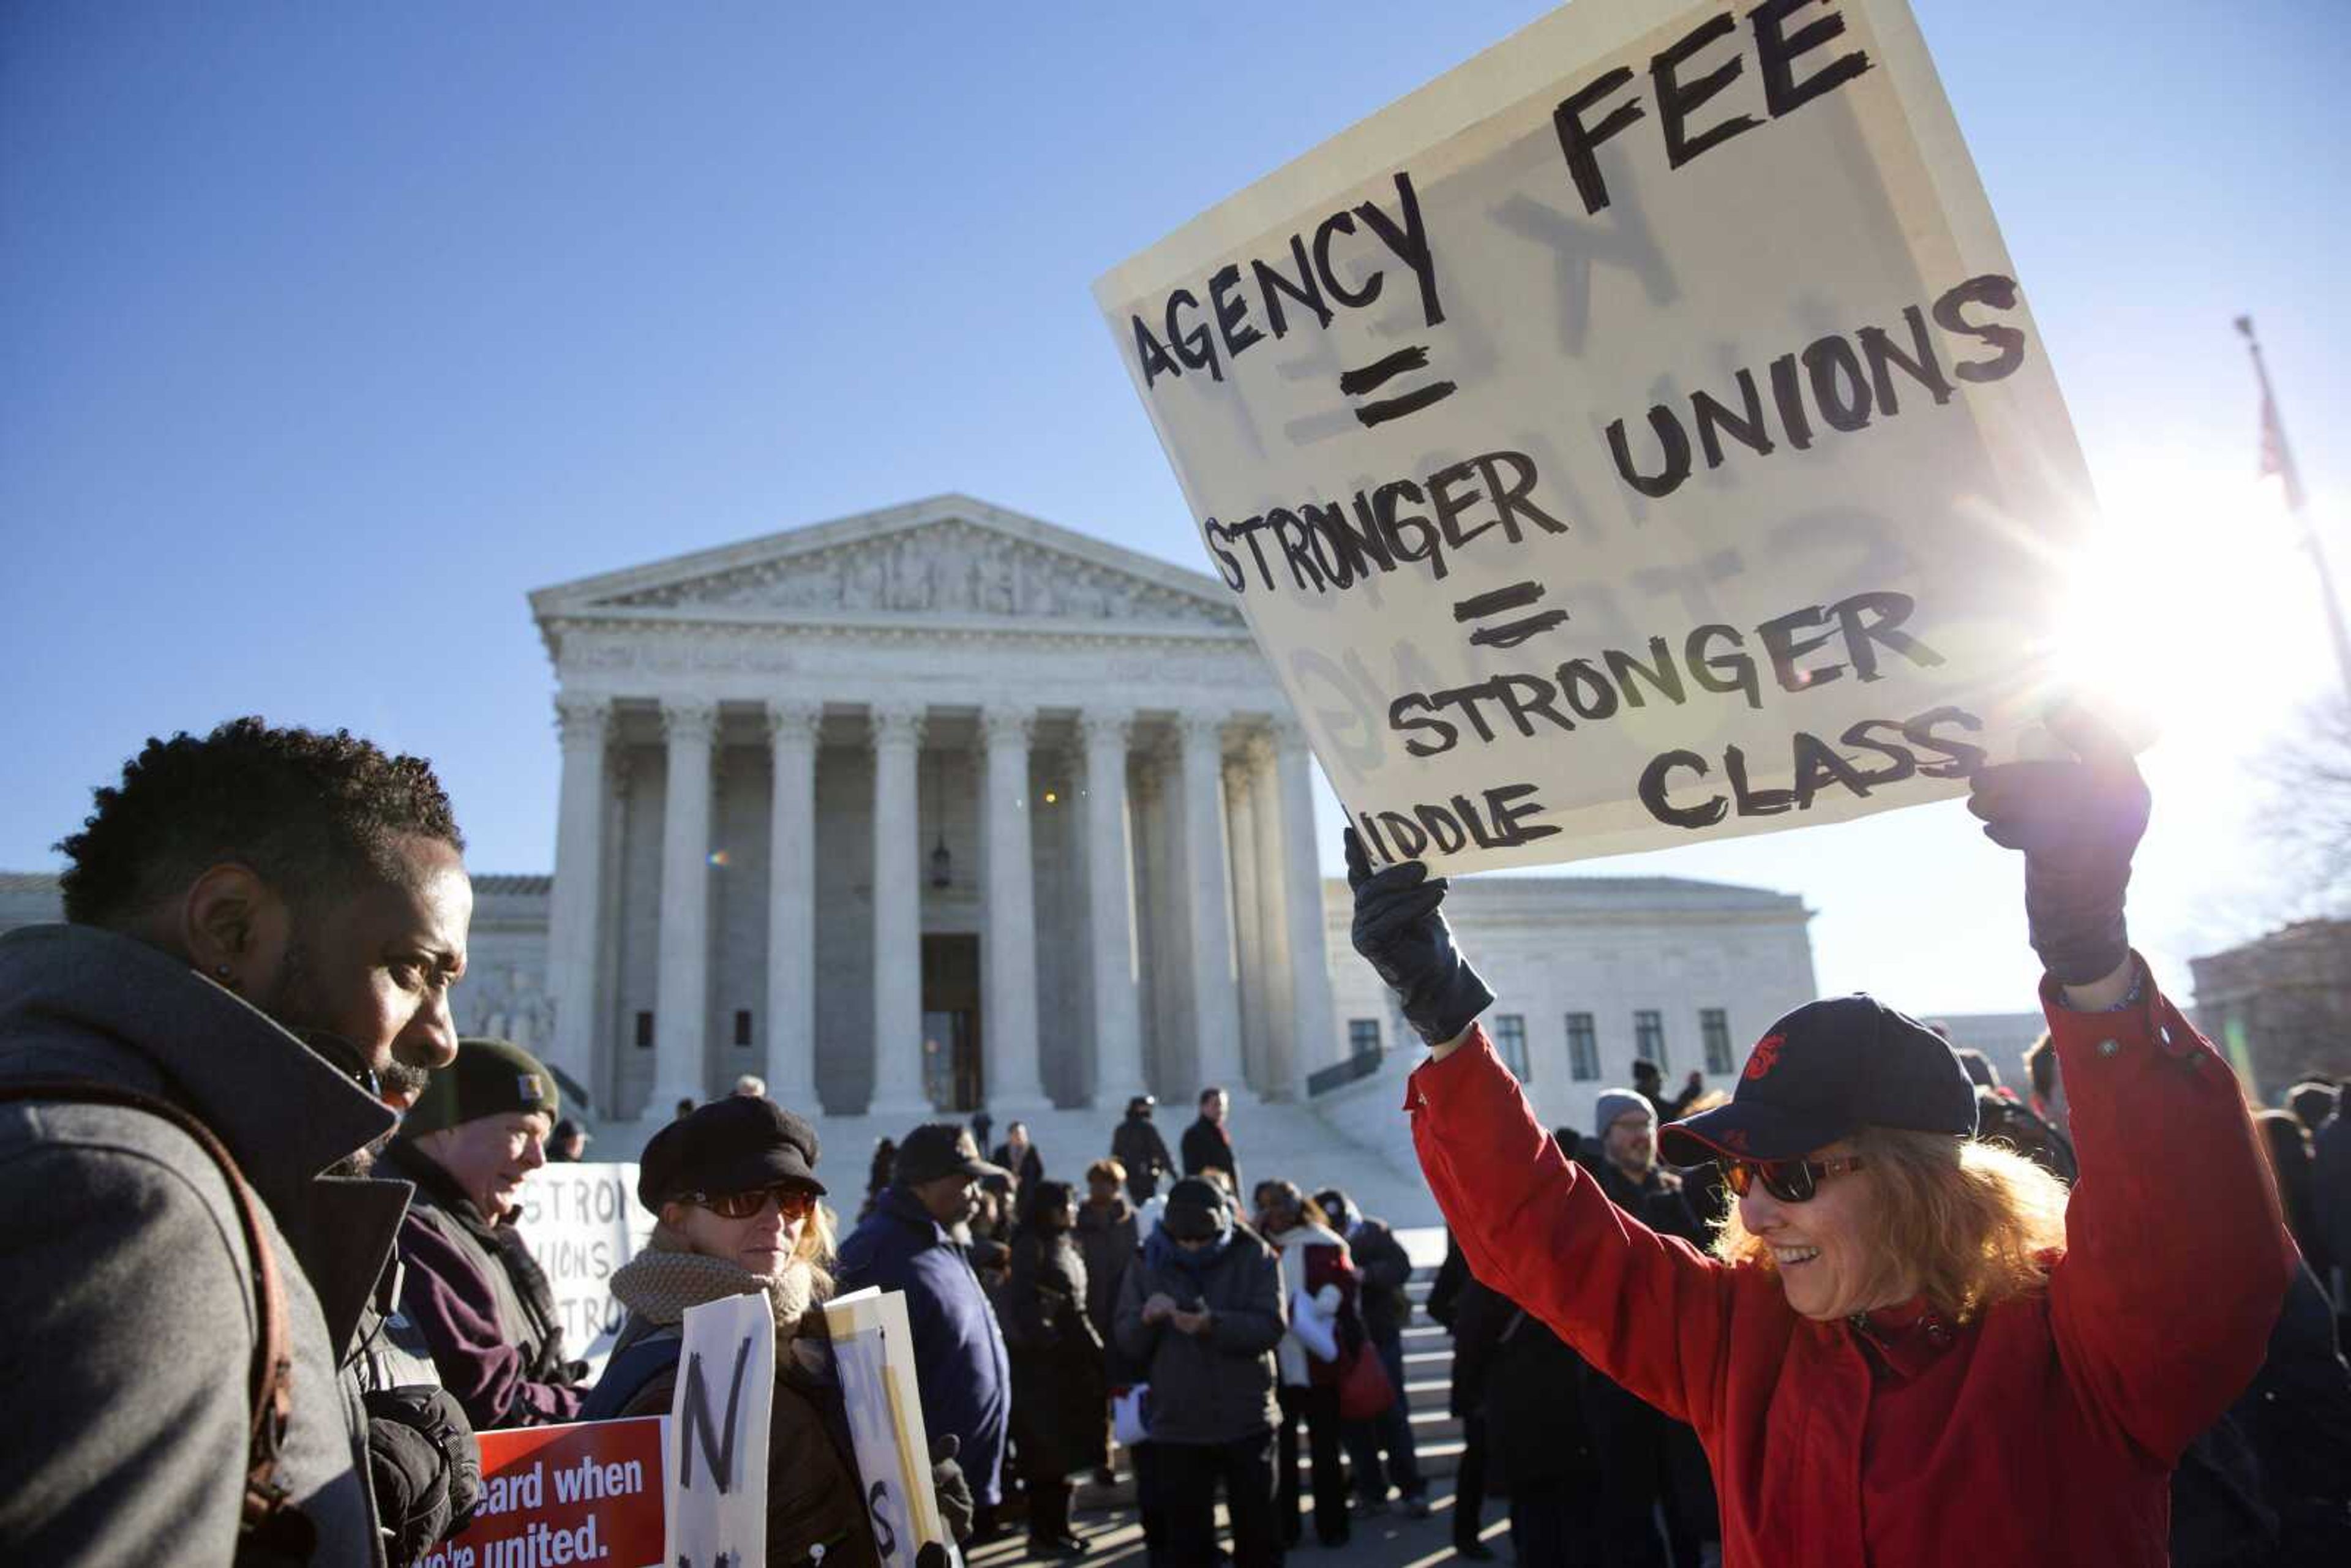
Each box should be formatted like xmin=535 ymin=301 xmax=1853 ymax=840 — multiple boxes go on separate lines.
xmin=1246 ymin=734 xmax=1298 ymax=1094
xmin=868 ymin=703 xmax=930 ymax=1118
xmin=1224 ymin=751 xmax=1270 ymax=1097
xmin=654 ymin=699 xmax=718 ymax=1109
xmin=763 ymin=701 xmax=823 ymax=1111
xmin=981 ymin=706 xmax=1049 ymax=1110
xmin=1272 ymin=720 xmax=1341 ymax=1090
xmin=544 ymin=694 xmax=610 ymax=1095
xmin=1177 ymin=713 xmax=1245 ymax=1095
xmin=1080 ymin=710 xmax=1147 ymax=1106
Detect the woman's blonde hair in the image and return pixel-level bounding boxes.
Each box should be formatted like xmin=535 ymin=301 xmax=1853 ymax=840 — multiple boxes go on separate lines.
xmin=1712 ymin=1126 xmax=2068 ymax=1321
xmin=654 ymin=1195 xmax=841 ymax=1297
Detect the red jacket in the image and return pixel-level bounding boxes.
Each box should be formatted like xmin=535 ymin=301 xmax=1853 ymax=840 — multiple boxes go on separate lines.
xmin=1408 ymin=966 xmax=2292 ymax=1568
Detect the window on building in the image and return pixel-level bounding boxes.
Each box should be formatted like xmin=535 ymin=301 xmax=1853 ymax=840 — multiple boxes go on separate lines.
xmin=1495 ymin=1014 xmax=1530 ymax=1081
xmin=1701 ymin=1008 xmax=1733 ymax=1075
xmin=1634 ymin=1009 xmax=1667 ymax=1071
xmin=1348 ymin=1018 xmax=1381 ymax=1057
xmin=634 ymin=1010 xmax=654 ymax=1049
xmin=1566 ymin=1012 xmax=1600 ymax=1081
xmin=734 ymin=1010 xmax=754 ymax=1048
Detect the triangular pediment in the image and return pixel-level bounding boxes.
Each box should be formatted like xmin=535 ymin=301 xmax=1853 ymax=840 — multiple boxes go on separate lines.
xmin=531 ymin=495 xmax=1246 ymax=632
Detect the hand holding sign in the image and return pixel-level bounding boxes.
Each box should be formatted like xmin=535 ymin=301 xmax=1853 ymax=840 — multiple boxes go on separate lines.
xmin=1344 ymin=827 xmax=1493 ymax=1050
xmin=1967 ymin=703 xmax=2151 ymax=991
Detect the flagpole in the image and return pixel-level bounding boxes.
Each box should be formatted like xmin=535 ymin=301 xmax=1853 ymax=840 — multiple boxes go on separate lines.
xmin=2237 ymin=315 xmax=2351 ymax=701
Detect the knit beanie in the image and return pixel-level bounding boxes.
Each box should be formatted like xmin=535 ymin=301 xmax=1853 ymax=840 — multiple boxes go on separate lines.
xmin=1593 ymin=1088 xmax=1654 ymax=1138
xmin=399 ymin=1038 xmax=560 ymax=1138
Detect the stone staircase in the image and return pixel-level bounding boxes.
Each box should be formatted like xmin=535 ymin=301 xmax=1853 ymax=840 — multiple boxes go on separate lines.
xmin=1396 ymin=1230 xmax=1463 ymax=1479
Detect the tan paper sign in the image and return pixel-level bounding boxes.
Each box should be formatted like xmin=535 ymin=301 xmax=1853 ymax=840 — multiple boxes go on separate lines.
xmin=1095 ymin=0 xmax=2094 ymax=871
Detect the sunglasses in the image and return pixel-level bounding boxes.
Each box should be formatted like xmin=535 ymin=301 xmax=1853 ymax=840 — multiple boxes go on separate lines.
xmin=1721 ymin=1155 xmax=1865 ymax=1204
xmin=681 ymin=1185 xmax=819 ymax=1221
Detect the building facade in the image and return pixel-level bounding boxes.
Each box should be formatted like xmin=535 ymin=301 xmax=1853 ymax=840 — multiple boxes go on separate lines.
xmin=0 ymin=497 xmax=1827 ymax=1139
xmin=2190 ymin=919 xmax=2351 ymax=1102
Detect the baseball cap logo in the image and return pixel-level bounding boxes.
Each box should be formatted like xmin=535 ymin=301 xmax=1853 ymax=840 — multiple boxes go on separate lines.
xmin=1744 ymin=1035 xmax=1785 ymax=1081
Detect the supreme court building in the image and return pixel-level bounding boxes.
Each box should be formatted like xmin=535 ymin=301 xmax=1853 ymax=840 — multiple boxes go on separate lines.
xmin=531 ymin=495 xmax=1341 ymax=1121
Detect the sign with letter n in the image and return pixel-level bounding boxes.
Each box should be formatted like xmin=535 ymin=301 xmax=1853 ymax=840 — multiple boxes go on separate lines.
xmin=669 ymin=1292 xmax=775 ymax=1568
xmin=1095 ymin=0 xmax=2099 ymax=872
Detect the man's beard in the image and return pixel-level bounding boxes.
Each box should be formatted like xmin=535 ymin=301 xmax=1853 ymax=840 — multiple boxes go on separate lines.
xmin=259 ymin=937 xmax=399 ymax=1179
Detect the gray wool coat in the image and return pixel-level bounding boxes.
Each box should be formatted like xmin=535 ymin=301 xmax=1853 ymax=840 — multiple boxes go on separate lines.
xmin=0 ymin=923 xmax=413 ymax=1567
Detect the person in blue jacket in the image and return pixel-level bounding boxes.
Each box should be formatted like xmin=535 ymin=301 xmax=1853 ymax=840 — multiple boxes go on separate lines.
xmin=839 ymin=1122 xmax=1015 ymax=1536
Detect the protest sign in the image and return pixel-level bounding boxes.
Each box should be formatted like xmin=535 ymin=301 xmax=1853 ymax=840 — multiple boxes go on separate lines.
xmin=512 ymin=1161 xmax=653 ymax=1379
xmin=669 ymin=1291 xmax=775 ymax=1568
xmin=421 ymin=1416 xmax=666 ymax=1568
xmin=822 ymin=1286 xmax=953 ymax=1564
xmin=1096 ymin=0 xmax=2098 ymax=872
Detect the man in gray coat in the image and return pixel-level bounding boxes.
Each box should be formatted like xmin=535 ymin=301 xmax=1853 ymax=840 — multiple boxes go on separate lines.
xmin=0 ymin=719 xmax=474 ymax=1566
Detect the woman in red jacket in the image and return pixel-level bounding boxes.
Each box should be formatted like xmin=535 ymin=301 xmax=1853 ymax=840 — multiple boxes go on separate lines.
xmin=1351 ymin=708 xmax=2294 ymax=1568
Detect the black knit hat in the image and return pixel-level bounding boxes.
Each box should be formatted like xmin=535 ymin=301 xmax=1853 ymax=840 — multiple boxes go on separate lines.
xmin=639 ymin=1095 xmax=826 ymax=1212
xmin=1659 ymin=995 xmax=1977 ymax=1166
xmin=398 ymin=1038 xmax=558 ymax=1139
xmin=1163 ymin=1176 xmax=1229 ymax=1241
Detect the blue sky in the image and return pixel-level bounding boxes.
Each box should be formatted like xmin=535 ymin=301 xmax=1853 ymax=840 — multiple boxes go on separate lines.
xmin=4 ymin=2 xmax=2345 ymax=1017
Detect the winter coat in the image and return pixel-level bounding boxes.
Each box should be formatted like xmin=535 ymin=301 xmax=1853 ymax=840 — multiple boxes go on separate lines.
xmin=1343 ymin=1214 xmax=1414 ymax=1343
xmin=1411 ymin=966 xmax=2294 ymax=1568
xmin=1180 ymin=1114 xmax=1241 ymax=1196
xmin=1004 ymin=1227 xmax=1109 ymax=1479
xmin=0 ymin=922 xmax=406 ymax=1566
xmin=1266 ymin=1220 xmax=1356 ymax=1387
xmin=1486 ymin=1305 xmax=1602 ymax=1491
xmin=838 ymin=1184 xmax=1012 ymax=1505
xmin=2313 ymin=1113 xmax=2351 ymax=1304
xmin=1074 ymin=1195 xmax=1139 ymax=1342
xmin=380 ymin=1139 xmax=585 ymax=1430
xmin=1111 ymin=1114 xmax=1174 ymax=1201
xmin=1426 ymin=1232 xmax=1507 ymax=1419
xmin=583 ymin=1248 xmax=879 ymax=1568
xmin=1113 ymin=1225 xmax=1285 ymax=1445
xmin=2171 ymin=1258 xmax=2351 ymax=1564
xmin=991 ymin=1140 xmax=1045 ymax=1191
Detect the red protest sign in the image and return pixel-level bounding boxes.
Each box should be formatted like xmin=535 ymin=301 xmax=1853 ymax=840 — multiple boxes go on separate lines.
xmin=419 ymin=1416 xmax=666 ymax=1568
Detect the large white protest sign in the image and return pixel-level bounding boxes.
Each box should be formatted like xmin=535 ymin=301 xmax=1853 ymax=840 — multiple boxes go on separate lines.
xmin=1096 ymin=0 xmax=2098 ymax=872
xmin=512 ymin=1161 xmax=654 ymax=1380
xmin=823 ymin=1287 xmax=954 ymax=1565
xmin=669 ymin=1291 xmax=774 ymax=1568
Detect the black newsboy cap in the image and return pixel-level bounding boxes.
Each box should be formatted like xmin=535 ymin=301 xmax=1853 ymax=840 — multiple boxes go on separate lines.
xmin=639 ymin=1096 xmax=826 ymax=1212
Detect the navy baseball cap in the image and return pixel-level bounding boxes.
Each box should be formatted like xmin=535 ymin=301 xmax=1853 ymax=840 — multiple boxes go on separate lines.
xmin=1657 ymin=995 xmax=1978 ymax=1166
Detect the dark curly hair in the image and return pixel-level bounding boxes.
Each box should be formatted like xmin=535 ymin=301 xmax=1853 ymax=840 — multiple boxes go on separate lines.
xmin=56 ymin=717 xmax=465 ymax=927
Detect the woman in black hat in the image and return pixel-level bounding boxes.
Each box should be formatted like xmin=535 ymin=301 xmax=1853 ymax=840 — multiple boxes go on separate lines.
xmin=582 ymin=1097 xmax=967 ymax=1567
xmin=1349 ymin=709 xmax=2293 ymax=1568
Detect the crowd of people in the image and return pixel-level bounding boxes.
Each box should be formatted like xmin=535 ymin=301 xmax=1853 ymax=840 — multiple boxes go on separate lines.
xmin=4 ymin=712 xmax=2348 ymax=1568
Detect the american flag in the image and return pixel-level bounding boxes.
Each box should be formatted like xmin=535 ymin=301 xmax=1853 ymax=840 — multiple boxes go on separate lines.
xmin=2238 ymin=315 xmax=2307 ymax=512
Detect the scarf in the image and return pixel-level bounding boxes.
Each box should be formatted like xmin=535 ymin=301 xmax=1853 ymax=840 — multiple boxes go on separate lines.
xmin=608 ymin=1228 xmax=830 ymax=1371
xmin=1144 ymin=1220 xmax=1233 ymax=1277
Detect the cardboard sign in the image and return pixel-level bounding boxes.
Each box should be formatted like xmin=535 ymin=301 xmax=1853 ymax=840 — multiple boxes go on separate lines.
xmin=822 ymin=1287 xmax=953 ymax=1563
xmin=422 ymin=1416 xmax=666 ymax=1568
xmin=511 ymin=1162 xmax=654 ymax=1379
xmin=1095 ymin=0 xmax=2096 ymax=871
xmin=669 ymin=1291 xmax=775 ymax=1568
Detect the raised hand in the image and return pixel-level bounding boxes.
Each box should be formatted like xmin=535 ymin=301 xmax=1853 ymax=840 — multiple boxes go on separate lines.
xmin=1966 ymin=703 xmax=2151 ymax=989
xmin=1345 ymin=827 xmax=1494 ymax=1049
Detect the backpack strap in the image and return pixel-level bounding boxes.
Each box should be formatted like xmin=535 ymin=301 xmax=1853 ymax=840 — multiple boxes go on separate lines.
xmin=0 ymin=1079 xmax=315 ymax=1557
xmin=578 ymin=1327 xmax=683 ymax=1422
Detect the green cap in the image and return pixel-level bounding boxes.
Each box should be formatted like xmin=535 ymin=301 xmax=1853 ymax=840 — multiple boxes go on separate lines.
xmin=399 ymin=1038 xmax=560 ymax=1138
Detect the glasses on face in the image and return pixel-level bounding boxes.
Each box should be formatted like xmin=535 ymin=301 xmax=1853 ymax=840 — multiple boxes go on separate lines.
xmin=1722 ymin=1155 xmax=1865 ymax=1204
xmin=681 ymin=1185 xmax=818 ymax=1221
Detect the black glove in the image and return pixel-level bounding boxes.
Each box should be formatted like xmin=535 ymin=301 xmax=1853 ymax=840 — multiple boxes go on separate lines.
xmin=928 ymin=1433 xmax=975 ymax=1544
xmin=364 ymin=1386 xmax=479 ymax=1563
xmin=1345 ymin=828 xmax=1494 ymax=1047
xmin=1965 ymin=704 xmax=2150 ymax=986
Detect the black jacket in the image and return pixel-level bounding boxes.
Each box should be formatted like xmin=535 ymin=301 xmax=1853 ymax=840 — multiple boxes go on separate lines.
xmin=1344 ymin=1215 xmax=1414 ymax=1342
xmin=1004 ymin=1228 xmax=1108 ymax=1480
xmin=1114 ymin=1225 xmax=1284 ymax=1446
xmin=1111 ymin=1116 xmax=1174 ymax=1201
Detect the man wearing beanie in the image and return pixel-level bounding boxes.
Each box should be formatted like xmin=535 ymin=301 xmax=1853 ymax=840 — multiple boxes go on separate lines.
xmin=382 ymin=1038 xmax=587 ymax=1430
xmin=1579 ymin=1090 xmax=1717 ymax=1567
